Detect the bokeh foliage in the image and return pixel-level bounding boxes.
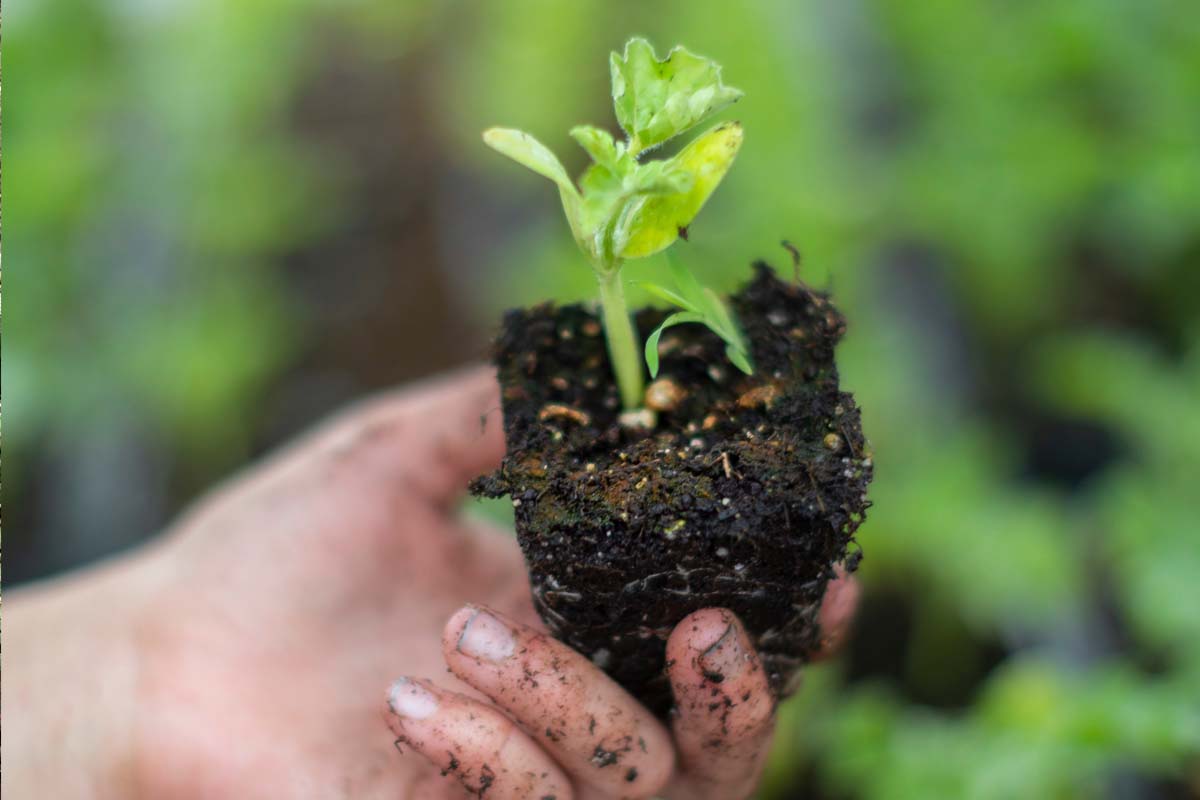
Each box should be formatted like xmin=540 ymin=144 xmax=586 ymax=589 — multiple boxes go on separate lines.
xmin=8 ymin=0 xmax=1200 ymax=796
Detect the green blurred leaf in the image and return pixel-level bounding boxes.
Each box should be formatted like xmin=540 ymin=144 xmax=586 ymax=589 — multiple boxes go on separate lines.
xmin=638 ymin=281 xmax=696 ymax=312
xmin=610 ymin=37 xmax=743 ymax=153
xmin=619 ymin=122 xmax=743 ymax=258
xmin=641 ymin=255 xmax=751 ymax=376
xmin=482 ymin=126 xmax=584 ymax=246
xmin=726 ymin=344 xmax=753 ymax=375
xmin=644 ymin=310 xmax=704 ymax=377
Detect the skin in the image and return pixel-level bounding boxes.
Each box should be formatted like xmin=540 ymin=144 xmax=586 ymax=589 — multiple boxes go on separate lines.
xmin=3 ymin=366 xmax=857 ymax=799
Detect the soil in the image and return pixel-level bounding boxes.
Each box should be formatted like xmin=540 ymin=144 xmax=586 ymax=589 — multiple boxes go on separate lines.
xmin=471 ymin=263 xmax=872 ymax=716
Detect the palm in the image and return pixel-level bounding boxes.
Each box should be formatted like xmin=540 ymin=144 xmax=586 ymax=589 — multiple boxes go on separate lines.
xmin=132 ymin=372 xmax=528 ymax=798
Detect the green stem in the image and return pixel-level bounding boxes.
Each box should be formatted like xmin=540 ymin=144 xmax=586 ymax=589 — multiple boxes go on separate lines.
xmin=597 ymin=270 xmax=645 ymax=410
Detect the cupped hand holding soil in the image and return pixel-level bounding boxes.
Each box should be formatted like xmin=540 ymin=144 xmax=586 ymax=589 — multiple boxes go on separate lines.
xmin=4 ymin=367 xmax=856 ymax=800
xmin=388 ymin=586 xmax=857 ymax=800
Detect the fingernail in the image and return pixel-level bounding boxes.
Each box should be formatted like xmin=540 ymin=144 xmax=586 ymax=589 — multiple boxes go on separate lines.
xmin=388 ymin=678 xmax=438 ymax=720
xmin=457 ymin=608 xmax=515 ymax=662
xmin=697 ymin=624 xmax=749 ymax=684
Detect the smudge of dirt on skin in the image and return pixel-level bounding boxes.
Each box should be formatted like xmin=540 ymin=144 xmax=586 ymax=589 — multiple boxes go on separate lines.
xmin=591 ymin=745 xmax=621 ymax=768
xmin=477 ymin=764 xmax=495 ymax=797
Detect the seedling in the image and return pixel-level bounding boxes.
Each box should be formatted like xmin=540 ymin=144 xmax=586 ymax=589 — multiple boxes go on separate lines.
xmin=484 ymin=37 xmax=747 ymax=410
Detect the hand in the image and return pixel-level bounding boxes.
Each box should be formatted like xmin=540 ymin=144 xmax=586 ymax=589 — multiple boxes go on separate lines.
xmin=3 ymin=367 xmax=857 ymax=799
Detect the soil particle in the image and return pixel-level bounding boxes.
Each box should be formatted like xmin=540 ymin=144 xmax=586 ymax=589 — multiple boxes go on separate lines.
xmin=645 ymin=377 xmax=687 ymax=412
xmin=472 ymin=264 xmax=873 ymax=715
xmin=591 ymin=745 xmax=620 ymax=768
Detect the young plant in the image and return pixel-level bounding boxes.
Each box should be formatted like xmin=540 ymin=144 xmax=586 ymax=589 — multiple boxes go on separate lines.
xmin=484 ymin=37 xmax=746 ymax=410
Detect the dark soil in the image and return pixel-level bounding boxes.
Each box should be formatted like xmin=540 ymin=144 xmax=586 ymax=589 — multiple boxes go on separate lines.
xmin=471 ymin=264 xmax=872 ymax=716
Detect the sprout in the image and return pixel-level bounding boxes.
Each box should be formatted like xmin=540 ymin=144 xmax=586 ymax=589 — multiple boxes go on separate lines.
xmin=484 ymin=38 xmax=748 ymax=411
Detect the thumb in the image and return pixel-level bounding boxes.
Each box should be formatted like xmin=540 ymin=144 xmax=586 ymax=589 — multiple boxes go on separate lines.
xmin=310 ymin=365 xmax=506 ymax=508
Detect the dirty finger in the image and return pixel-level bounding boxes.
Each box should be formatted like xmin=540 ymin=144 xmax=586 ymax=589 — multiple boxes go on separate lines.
xmin=386 ymin=677 xmax=573 ymax=800
xmin=815 ymin=569 xmax=860 ymax=659
xmin=665 ymin=609 xmax=775 ymax=800
xmin=442 ymin=605 xmax=675 ymax=798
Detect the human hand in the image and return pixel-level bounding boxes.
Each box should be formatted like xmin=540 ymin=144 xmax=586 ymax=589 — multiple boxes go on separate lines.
xmin=3 ymin=367 xmax=857 ymax=799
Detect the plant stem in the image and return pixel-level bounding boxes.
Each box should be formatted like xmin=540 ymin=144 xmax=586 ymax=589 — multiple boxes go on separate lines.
xmin=597 ymin=270 xmax=645 ymax=410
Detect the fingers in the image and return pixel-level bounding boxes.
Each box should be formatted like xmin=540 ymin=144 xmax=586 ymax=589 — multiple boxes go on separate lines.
xmin=816 ymin=569 xmax=860 ymax=659
xmin=666 ymin=609 xmax=775 ymax=800
xmin=386 ymin=678 xmax=572 ymax=800
xmin=314 ymin=365 xmax=506 ymax=506
xmin=443 ymin=605 xmax=675 ymax=798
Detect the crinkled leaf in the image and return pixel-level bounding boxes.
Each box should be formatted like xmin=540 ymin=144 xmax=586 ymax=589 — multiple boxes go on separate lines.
xmin=610 ymin=38 xmax=743 ymax=153
xmin=645 ymin=311 xmax=705 ymax=378
xmin=578 ymin=159 xmax=695 ymax=263
xmin=619 ymin=122 xmax=743 ymax=259
xmin=624 ymin=159 xmax=694 ymax=196
xmin=483 ymin=127 xmax=583 ymax=243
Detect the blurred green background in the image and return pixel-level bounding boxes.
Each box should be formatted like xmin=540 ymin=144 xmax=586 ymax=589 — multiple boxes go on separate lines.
xmin=7 ymin=0 xmax=1200 ymax=796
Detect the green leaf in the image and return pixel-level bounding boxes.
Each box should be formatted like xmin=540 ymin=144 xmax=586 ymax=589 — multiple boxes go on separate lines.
xmin=643 ymin=255 xmax=753 ymax=376
xmin=624 ymin=159 xmax=694 ymax=196
xmin=726 ymin=345 xmax=753 ymax=375
xmin=483 ymin=127 xmax=576 ymax=194
xmin=667 ymin=252 xmax=708 ymax=307
xmin=639 ymin=280 xmax=698 ymax=312
xmin=483 ymin=127 xmax=584 ymax=244
xmin=619 ymin=122 xmax=743 ymax=259
xmin=610 ymin=38 xmax=743 ymax=153
xmin=702 ymin=287 xmax=739 ymax=340
xmin=645 ymin=311 xmax=705 ymax=378
xmin=577 ymin=159 xmax=695 ymax=264
xmin=569 ymin=125 xmax=624 ymax=173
